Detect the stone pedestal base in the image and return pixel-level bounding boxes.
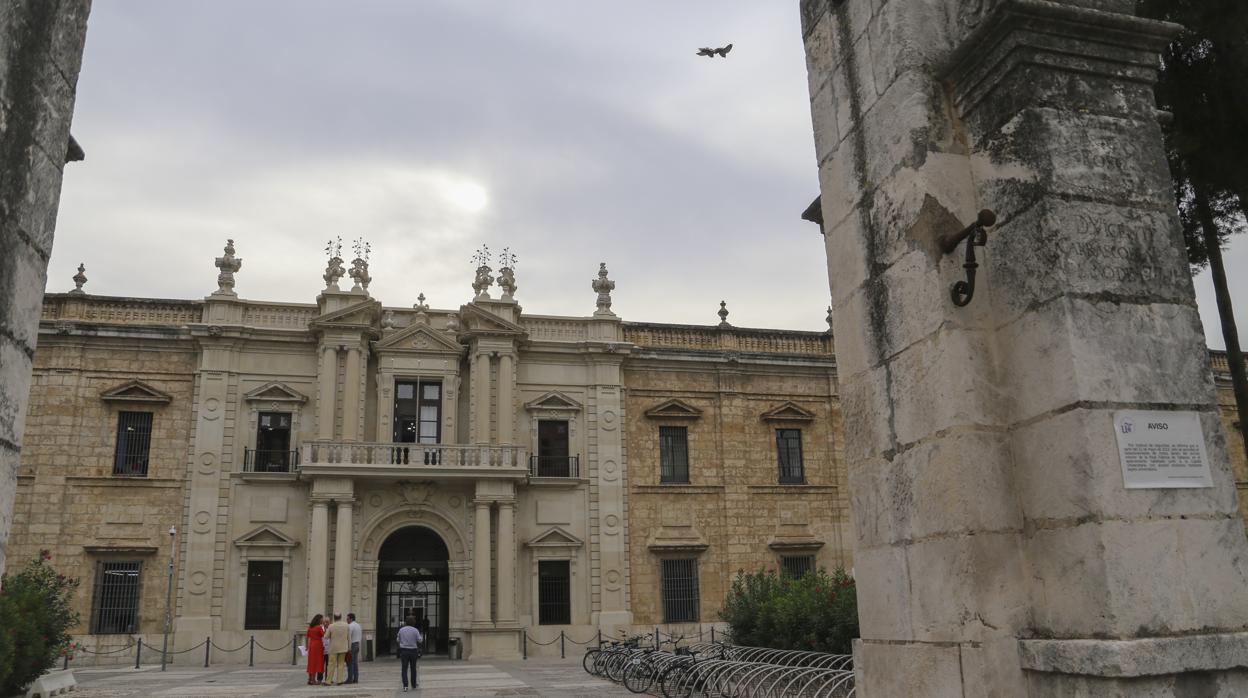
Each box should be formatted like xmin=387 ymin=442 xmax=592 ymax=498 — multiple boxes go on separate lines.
xmin=467 ymin=627 xmax=522 ymax=660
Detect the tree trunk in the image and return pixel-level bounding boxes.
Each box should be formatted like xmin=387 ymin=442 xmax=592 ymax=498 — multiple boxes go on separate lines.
xmin=1196 ymin=186 xmax=1248 ymax=450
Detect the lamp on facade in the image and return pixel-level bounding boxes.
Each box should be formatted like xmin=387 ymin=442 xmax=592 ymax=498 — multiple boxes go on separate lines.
xmin=161 ymin=525 xmax=177 ymax=671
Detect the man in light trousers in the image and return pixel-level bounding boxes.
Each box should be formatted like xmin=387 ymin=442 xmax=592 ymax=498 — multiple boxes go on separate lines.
xmin=346 ymin=612 xmax=363 ymax=684
xmin=324 ymin=613 xmax=350 ymax=686
xmin=397 ymin=615 xmax=423 ymax=691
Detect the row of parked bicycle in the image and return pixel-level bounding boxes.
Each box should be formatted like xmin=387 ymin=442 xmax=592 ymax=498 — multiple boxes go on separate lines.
xmin=582 ymin=636 xmax=856 ymax=697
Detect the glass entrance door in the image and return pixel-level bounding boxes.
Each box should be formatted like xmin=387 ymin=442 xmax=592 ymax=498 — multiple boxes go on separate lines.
xmin=378 ymin=572 xmax=446 ymax=655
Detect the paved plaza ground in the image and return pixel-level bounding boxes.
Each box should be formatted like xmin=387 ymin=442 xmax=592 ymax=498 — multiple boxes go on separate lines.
xmin=71 ymin=656 xmax=635 ymax=697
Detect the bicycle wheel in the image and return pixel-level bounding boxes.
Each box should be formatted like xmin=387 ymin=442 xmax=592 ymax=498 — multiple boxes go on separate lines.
xmin=623 ymin=660 xmax=654 ymax=693
xmin=659 ymin=662 xmax=694 ymax=698
xmin=583 ymin=649 xmax=600 ymax=675
xmin=606 ymin=653 xmax=629 ymax=682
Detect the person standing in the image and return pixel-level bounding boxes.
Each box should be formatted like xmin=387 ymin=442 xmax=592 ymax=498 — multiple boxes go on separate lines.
xmin=346 ymin=612 xmax=363 ymax=684
xmin=396 ymin=615 xmax=424 ymax=692
xmin=324 ymin=613 xmax=351 ymax=686
xmin=304 ymin=614 xmax=325 ymax=686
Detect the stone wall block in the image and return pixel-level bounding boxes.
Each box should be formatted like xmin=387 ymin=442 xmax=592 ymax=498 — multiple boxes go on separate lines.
xmin=816 ymin=144 xmax=865 ymax=235
xmin=867 ymin=0 xmax=959 ymax=98
xmin=985 ymin=198 xmax=1192 ymax=326
xmin=1011 ymin=408 xmax=1239 ymax=524
xmin=903 ymin=530 xmax=1027 ymax=644
xmin=866 ymin=151 xmax=979 ymax=275
xmin=838 ymin=367 xmax=894 ymax=466
xmin=901 ymin=429 xmax=1022 ymax=541
xmin=802 ymin=5 xmax=840 ymax=109
xmin=823 ymin=212 xmax=870 ymax=309
xmin=1000 ymin=298 xmax=1215 ymax=425
xmin=828 ymin=286 xmax=871 ymax=379
xmin=851 ymin=543 xmax=914 ymax=640
xmin=0 ymin=224 xmax=51 ymax=355
xmin=889 ymin=325 xmax=1002 ymax=447
xmin=0 ymin=337 xmax=35 ymax=450
xmin=860 ymin=71 xmax=944 ymax=193
xmin=809 ymin=78 xmax=841 ymax=167
xmin=853 ymin=638 xmax=964 ymax=697
xmin=1026 ymin=517 xmax=1248 ymax=637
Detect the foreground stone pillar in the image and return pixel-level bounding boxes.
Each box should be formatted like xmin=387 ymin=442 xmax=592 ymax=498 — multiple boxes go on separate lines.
xmin=342 ymin=345 xmax=362 ymax=441
xmin=317 ymin=346 xmax=337 ymax=439
xmin=497 ymin=353 xmax=514 ymax=444
xmin=332 ymin=499 xmax=354 ymax=615
xmin=472 ymin=498 xmax=493 ymax=625
xmin=472 ymin=351 xmax=492 ymax=443
xmin=0 ymin=0 xmax=91 ymax=576
xmin=495 ymin=499 xmax=516 ymax=623
xmin=308 ymin=499 xmax=330 ymax=615
xmin=802 ymin=0 xmax=1248 ymax=695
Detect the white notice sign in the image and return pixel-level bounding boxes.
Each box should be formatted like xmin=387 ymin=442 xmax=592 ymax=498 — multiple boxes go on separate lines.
xmin=1114 ymin=410 xmax=1212 ymax=489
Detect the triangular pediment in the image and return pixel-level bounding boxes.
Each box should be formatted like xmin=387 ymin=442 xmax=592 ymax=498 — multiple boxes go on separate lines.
xmin=644 ymin=398 xmax=703 ymax=420
xmin=243 ymin=382 xmax=308 ymax=404
xmin=761 ymin=401 xmax=816 ymax=422
xmin=376 ymin=322 xmax=464 ymax=354
xmin=100 ymin=380 xmax=172 ymax=404
xmin=234 ymin=525 xmax=299 ymax=549
xmin=459 ymin=304 xmax=527 ymax=336
xmin=526 ymin=526 xmax=584 ymax=548
xmin=524 ymin=391 xmax=583 ymax=412
xmin=312 ymin=299 xmax=381 ymax=328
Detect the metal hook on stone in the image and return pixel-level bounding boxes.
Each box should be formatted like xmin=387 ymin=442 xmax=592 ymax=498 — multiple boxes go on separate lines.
xmin=939 ymin=209 xmax=996 ymax=307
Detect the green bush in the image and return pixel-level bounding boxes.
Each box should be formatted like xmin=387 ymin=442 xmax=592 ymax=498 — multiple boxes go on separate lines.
xmin=719 ymin=566 xmax=858 ymax=654
xmin=0 ymin=551 xmax=80 ymax=694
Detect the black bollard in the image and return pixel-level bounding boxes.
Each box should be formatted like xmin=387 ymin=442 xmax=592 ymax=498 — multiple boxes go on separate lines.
xmin=522 ymin=629 xmax=527 ymax=660
xmin=598 ymin=628 xmax=603 ymax=647
xmin=654 ymin=627 xmax=659 ymax=649
xmin=135 ymin=641 xmax=142 ymax=669
xmin=560 ymin=630 xmax=566 ymax=659
xmin=204 ymin=638 xmax=211 ymax=667
xmin=291 ymin=633 xmax=298 ymax=666
xmin=249 ymin=635 xmax=255 ymax=667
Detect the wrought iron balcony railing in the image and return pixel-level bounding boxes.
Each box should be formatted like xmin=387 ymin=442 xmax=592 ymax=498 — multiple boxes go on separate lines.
xmin=243 ymin=448 xmax=300 ymax=473
xmin=529 ymin=455 xmax=580 ymax=478
xmin=300 ymin=441 xmax=528 ymax=471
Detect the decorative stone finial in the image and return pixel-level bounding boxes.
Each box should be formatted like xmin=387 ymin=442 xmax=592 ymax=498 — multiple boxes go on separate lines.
xmin=446 ymin=313 xmax=461 ymax=334
xmin=323 ymin=237 xmax=345 ymax=290
xmin=69 ymin=263 xmax=87 ymax=295
xmin=413 ymin=293 xmax=430 ymax=325
xmin=497 ymin=248 xmax=518 ymax=300
xmin=826 ymin=305 xmax=834 ymax=332
xmin=718 ymin=300 xmax=731 ymax=327
xmin=470 ymin=245 xmax=493 ymax=300
xmin=213 ymin=239 xmax=242 ymax=296
xmin=592 ymin=262 xmax=616 ymax=316
xmin=414 ymin=293 xmax=428 ymax=311
xmin=349 ymin=238 xmax=372 ymax=293
xmin=381 ymin=309 xmax=396 ymax=330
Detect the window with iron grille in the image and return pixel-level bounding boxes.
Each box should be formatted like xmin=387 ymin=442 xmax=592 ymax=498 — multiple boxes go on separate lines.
xmin=776 ymin=429 xmax=804 ymax=484
xmin=90 ymin=561 xmax=141 ymax=634
xmin=537 ymin=560 xmax=571 ymax=625
xmin=781 ymin=554 xmax=816 ymax=579
xmin=113 ymin=412 xmax=153 ymax=476
xmin=245 ymin=560 xmax=283 ymax=629
xmin=659 ymin=426 xmax=689 ymax=484
xmin=661 ymin=558 xmax=699 ymax=623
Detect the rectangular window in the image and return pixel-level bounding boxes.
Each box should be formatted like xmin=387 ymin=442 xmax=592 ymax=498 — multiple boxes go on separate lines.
xmin=659 ymin=426 xmax=689 ymax=484
xmin=776 ymin=429 xmax=804 ymax=484
xmin=661 ymin=558 xmax=700 ymax=623
xmin=113 ymin=412 xmax=153 ymax=476
xmin=245 ymin=560 xmax=283 ymax=630
xmin=91 ymin=561 xmax=141 ymax=634
xmin=536 ymin=420 xmax=572 ymax=477
xmin=253 ymin=412 xmax=292 ymax=472
xmin=537 ymin=560 xmax=572 ymax=625
xmin=781 ymin=555 xmax=816 ymax=579
xmin=394 ymin=379 xmax=442 ymax=444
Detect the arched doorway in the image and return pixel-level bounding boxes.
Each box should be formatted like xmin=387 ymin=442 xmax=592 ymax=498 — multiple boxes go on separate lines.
xmin=377 ymin=526 xmax=449 ymax=655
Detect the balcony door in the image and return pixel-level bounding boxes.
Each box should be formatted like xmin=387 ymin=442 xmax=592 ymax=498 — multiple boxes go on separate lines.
xmin=536 ymin=420 xmax=570 ymax=476
xmin=393 ymin=380 xmax=441 ymax=444
xmin=255 ymin=412 xmax=291 ymax=472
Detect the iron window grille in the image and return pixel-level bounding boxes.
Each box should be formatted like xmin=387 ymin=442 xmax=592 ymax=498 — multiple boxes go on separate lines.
xmin=113 ymin=411 xmax=153 ymax=477
xmin=90 ymin=561 xmax=141 ymax=634
xmin=781 ymin=554 xmax=816 ymax=579
xmin=244 ymin=560 xmax=283 ymax=629
xmin=660 ymin=426 xmax=690 ymax=484
xmin=661 ymin=558 xmax=700 ymax=623
xmin=776 ymin=429 xmax=804 ymax=484
xmin=537 ymin=560 xmax=572 ymax=625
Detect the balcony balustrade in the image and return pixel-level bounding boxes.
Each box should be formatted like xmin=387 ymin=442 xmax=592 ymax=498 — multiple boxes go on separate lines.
xmin=243 ymin=448 xmax=300 ymax=473
xmin=299 ymin=440 xmax=529 ymax=478
xmin=529 ymin=455 xmax=580 ymax=478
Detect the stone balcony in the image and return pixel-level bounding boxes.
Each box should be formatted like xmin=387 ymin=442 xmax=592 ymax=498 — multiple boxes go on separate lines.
xmin=297 ymin=441 xmax=530 ymax=481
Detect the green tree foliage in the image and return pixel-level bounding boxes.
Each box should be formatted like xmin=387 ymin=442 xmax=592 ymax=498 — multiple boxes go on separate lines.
xmin=719 ymin=567 xmax=858 ymax=654
xmin=0 ymin=552 xmax=80 ymax=694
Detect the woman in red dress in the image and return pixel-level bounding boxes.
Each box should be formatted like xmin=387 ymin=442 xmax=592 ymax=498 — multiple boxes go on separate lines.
xmin=306 ymin=614 xmax=326 ymax=685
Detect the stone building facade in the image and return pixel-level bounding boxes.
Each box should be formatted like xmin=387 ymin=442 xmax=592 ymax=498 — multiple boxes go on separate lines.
xmin=10 ymin=245 xmax=845 ymax=660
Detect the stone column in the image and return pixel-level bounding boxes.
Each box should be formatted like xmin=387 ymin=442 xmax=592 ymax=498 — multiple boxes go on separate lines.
xmin=0 ymin=0 xmax=91 ymax=576
xmin=472 ymin=351 xmax=492 ymax=443
xmin=342 ymin=346 xmax=362 ymax=441
xmin=495 ymin=500 xmax=516 ymax=623
xmin=497 ymin=353 xmax=514 ymax=444
xmin=332 ymin=499 xmax=354 ymax=615
xmin=317 ymin=346 xmax=337 ymax=440
xmin=308 ymin=499 xmax=330 ymax=615
xmin=472 ymin=499 xmax=493 ymax=625
xmin=802 ymin=1 xmax=1248 ymax=695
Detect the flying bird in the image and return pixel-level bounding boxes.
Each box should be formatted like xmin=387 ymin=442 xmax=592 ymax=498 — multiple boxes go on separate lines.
xmin=696 ymin=44 xmax=733 ymax=58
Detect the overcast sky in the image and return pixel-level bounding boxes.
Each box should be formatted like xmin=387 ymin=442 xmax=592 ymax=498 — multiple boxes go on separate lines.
xmin=51 ymin=1 xmax=1246 ymax=345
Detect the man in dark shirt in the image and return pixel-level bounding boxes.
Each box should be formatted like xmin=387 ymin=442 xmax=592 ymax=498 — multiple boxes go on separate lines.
xmin=396 ymin=615 xmax=424 ymax=691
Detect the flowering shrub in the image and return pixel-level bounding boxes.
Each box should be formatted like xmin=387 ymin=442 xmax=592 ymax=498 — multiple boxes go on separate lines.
xmin=0 ymin=551 xmax=80 ymax=694
xmin=718 ymin=566 xmax=858 ymax=654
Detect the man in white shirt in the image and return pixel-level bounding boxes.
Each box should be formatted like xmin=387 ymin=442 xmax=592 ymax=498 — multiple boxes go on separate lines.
xmin=396 ymin=616 xmax=424 ymax=691
xmin=346 ymin=612 xmax=363 ymax=684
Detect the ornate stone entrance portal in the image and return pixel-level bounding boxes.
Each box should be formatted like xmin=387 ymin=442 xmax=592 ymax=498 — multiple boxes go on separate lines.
xmin=376 ymin=526 xmax=449 ymax=655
